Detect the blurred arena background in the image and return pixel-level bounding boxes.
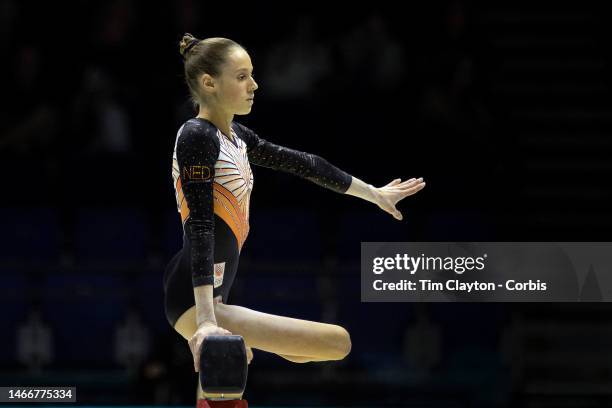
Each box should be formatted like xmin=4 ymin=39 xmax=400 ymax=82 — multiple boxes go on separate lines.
xmin=1 ymin=1 xmax=612 ymax=407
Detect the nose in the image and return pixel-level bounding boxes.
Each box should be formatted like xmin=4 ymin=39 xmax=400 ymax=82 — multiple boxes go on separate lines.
xmin=250 ymin=77 xmax=258 ymax=92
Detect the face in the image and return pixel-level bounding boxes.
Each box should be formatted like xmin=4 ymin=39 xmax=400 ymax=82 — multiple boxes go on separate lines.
xmin=212 ymin=47 xmax=258 ymax=115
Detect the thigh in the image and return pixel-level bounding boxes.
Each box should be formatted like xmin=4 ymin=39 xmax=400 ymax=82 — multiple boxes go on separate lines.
xmin=174 ymin=303 xmax=349 ymax=358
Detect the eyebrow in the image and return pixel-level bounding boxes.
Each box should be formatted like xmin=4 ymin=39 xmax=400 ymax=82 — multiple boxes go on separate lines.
xmin=235 ymin=68 xmax=253 ymax=73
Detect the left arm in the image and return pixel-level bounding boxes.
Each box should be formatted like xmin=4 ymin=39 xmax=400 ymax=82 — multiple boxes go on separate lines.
xmin=237 ymin=122 xmax=351 ymax=193
xmin=236 ymin=123 xmax=426 ymax=220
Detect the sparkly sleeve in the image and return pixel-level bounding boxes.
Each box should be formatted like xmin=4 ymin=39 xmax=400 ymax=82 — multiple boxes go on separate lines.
xmin=234 ymin=123 xmax=352 ymax=194
xmin=176 ymin=125 xmax=220 ymax=288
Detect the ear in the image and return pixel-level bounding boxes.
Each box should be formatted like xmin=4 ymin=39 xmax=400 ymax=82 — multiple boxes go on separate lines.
xmin=199 ymin=73 xmax=215 ymax=93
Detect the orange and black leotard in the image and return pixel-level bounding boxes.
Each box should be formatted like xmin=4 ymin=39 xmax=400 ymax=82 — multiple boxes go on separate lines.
xmin=163 ymin=118 xmax=352 ymax=327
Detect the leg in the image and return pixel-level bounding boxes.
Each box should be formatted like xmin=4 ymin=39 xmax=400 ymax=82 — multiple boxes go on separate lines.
xmin=174 ymin=303 xmax=351 ymax=362
xmin=274 ymin=354 xmax=329 ymax=363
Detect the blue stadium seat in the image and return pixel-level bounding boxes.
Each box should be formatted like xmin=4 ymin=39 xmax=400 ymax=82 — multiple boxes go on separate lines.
xmin=424 ymin=210 xmax=494 ymax=241
xmin=41 ymin=272 xmax=127 ymax=365
xmin=0 ymin=271 xmax=29 ymax=363
xmin=428 ymin=303 xmax=508 ymax=354
xmin=130 ymin=269 xmax=167 ymax=332
xmin=336 ymin=210 xmax=417 ymax=261
xmin=161 ymin=209 xmax=183 ymax=259
xmin=0 ymin=208 xmax=60 ymax=264
xmin=232 ymin=272 xmax=322 ymax=322
xmin=244 ymin=209 xmax=323 ymax=262
xmin=335 ymin=270 xmax=413 ymax=356
xmin=75 ymin=208 xmax=149 ymax=264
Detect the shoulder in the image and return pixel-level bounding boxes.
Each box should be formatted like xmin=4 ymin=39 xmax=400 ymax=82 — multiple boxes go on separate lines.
xmin=177 ymin=119 xmax=220 ymax=151
xmin=232 ymin=121 xmax=259 ymax=145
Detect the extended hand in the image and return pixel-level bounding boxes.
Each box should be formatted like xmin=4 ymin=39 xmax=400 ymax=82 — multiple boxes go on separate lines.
xmin=374 ymin=178 xmax=426 ymax=221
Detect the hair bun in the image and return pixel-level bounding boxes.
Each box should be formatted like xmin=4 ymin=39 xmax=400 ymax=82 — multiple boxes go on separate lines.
xmin=179 ymin=33 xmax=200 ymax=58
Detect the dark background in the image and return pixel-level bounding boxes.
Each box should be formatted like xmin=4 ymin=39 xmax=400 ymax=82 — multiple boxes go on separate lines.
xmin=1 ymin=1 xmax=612 ymax=407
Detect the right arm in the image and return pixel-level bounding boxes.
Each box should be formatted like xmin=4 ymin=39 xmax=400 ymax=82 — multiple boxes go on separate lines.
xmin=176 ymin=126 xmax=218 ymax=324
xmin=175 ymin=126 xmax=230 ymax=371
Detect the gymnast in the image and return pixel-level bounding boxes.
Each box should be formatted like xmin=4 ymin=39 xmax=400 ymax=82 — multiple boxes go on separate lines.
xmin=163 ymin=33 xmax=426 ymax=399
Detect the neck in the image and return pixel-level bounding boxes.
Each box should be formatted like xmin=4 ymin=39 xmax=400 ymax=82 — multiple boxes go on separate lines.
xmin=197 ymin=105 xmax=234 ymax=137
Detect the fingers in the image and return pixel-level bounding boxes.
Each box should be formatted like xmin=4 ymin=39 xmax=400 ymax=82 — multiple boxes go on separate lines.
xmin=385 ymin=178 xmax=424 ymax=192
xmin=401 ymin=181 xmax=426 ymax=197
xmin=189 ymin=326 xmax=233 ymax=372
xmin=246 ymin=347 xmax=253 ymax=365
xmin=380 ymin=202 xmax=403 ymax=221
xmin=191 ymin=341 xmax=200 ymax=372
xmin=397 ymin=177 xmax=422 ymax=188
xmin=385 ymin=178 xmax=402 ymax=187
xmin=189 ymin=336 xmax=201 ymax=372
xmin=392 ymin=177 xmax=419 ymax=187
xmin=381 ymin=177 xmax=426 ymax=221
xmin=393 ymin=178 xmax=425 ymax=196
xmin=385 ymin=178 xmax=427 ymax=193
xmin=399 ymin=177 xmax=416 ymax=186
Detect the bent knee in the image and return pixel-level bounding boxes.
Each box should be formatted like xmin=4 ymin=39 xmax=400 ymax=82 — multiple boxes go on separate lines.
xmin=329 ymin=326 xmax=351 ymax=360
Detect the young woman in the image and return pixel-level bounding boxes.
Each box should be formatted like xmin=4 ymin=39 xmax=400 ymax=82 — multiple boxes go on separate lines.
xmin=164 ymin=33 xmax=426 ymax=389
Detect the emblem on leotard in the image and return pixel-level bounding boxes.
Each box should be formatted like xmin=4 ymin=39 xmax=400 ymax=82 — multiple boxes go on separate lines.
xmin=214 ymin=262 xmax=226 ymax=288
xmin=182 ymin=165 xmax=211 ymax=181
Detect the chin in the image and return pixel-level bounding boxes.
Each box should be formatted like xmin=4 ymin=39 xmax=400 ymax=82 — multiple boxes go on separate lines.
xmin=235 ymin=107 xmax=252 ymax=116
